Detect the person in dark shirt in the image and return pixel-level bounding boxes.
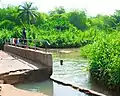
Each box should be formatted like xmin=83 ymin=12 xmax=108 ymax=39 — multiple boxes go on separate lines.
xmin=22 ymin=28 xmax=27 ymax=45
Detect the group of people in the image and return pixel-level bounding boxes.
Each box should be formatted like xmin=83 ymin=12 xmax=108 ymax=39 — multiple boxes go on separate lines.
xmin=13 ymin=27 xmax=27 ymax=45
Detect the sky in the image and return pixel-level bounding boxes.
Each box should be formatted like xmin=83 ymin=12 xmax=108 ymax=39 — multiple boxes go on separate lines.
xmin=0 ymin=0 xmax=120 ymax=16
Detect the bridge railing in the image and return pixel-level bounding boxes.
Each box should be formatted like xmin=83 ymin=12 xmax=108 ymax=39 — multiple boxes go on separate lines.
xmin=5 ymin=38 xmax=50 ymax=52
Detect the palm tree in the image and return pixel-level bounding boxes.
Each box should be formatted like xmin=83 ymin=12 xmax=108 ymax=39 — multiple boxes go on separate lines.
xmin=18 ymin=2 xmax=38 ymax=25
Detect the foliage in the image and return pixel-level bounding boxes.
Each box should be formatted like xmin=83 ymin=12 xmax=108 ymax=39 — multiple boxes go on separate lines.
xmin=24 ymin=25 xmax=94 ymax=48
xmin=0 ymin=29 xmax=13 ymax=49
xmin=80 ymin=32 xmax=120 ymax=88
xmin=34 ymin=13 xmax=48 ymax=27
xmin=18 ymin=2 xmax=38 ymax=25
xmin=49 ymin=6 xmax=65 ymax=15
xmin=0 ymin=20 xmax=15 ymax=30
xmin=68 ymin=10 xmax=87 ymax=31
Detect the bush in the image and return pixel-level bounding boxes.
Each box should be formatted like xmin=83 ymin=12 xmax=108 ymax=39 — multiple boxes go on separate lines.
xmin=0 ymin=29 xmax=13 ymax=49
xmin=80 ymin=32 xmax=120 ymax=88
xmin=0 ymin=20 xmax=15 ymax=30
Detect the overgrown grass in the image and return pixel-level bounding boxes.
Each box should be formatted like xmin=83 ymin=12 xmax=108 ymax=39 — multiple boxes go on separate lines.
xmin=80 ymin=31 xmax=120 ymax=89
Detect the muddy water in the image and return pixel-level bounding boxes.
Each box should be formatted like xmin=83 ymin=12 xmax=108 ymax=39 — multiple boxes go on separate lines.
xmin=15 ymin=48 xmax=112 ymax=96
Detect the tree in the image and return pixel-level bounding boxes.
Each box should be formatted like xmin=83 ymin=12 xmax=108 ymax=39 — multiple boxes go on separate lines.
xmin=68 ymin=10 xmax=87 ymax=31
xmin=0 ymin=6 xmax=19 ymax=25
xmin=18 ymin=2 xmax=38 ymax=25
xmin=112 ymin=10 xmax=120 ymax=27
xmin=89 ymin=15 xmax=116 ymax=31
xmin=35 ymin=12 xmax=48 ymax=27
xmin=49 ymin=6 xmax=65 ymax=16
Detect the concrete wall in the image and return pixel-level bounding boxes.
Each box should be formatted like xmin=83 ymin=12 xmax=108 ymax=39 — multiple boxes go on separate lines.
xmin=4 ymin=45 xmax=53 ymax=75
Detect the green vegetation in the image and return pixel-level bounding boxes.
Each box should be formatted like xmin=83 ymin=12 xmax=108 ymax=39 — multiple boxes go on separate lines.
xmin=0 ymin=2 xmax=120 ymax=90
xmin=18 ymin=2 xmax=38 ymax=25
xmin=80 ymin=32 xmax=120 ymax=89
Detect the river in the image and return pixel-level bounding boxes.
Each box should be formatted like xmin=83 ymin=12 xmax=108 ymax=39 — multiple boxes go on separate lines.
xmin=15 ymin=48 xmax=112 ymax=96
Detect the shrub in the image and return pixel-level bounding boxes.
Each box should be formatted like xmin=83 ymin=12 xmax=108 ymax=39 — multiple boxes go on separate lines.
xmin=0 ymin=20 xmax=15 ymax=30
xmin=80 ymin=32 xmax=120 ymax=88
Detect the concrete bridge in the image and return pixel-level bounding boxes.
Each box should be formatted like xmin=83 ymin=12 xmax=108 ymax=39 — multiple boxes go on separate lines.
xmin=0 ymin=43 xmax=53 ymax=96
xmin=0 ymin=44 xmax=52 ymax=84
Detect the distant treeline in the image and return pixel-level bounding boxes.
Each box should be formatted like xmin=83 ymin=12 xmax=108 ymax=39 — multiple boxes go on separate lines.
xmin=0 ymin=3 xmax=120 ymax=48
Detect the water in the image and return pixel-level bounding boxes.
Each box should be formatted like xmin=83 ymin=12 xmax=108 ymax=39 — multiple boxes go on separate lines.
xmin=15 ymin=48 xmax=97 ymax=96
xmin=16 ymin=80 xmax=87 ymax=96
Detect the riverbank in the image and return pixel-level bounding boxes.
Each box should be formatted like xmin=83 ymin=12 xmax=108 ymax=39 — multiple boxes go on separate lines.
xmin=80 ymin=32 xmax=120 ymax=95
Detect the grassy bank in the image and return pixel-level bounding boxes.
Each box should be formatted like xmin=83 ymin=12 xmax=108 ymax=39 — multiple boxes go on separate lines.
xmin=80 ymin=31 xmax=120 ymax=89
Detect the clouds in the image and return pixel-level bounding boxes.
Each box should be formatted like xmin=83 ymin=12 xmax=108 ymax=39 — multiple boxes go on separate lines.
xmin=1 ymin=0 xmax=120 ymax=16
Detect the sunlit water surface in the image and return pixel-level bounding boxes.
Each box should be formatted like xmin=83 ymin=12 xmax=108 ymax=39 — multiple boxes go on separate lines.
xmin=16 ymin=48 xmax=112 ymax=96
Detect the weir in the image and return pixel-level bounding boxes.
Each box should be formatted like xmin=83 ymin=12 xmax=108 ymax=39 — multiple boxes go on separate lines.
xmin=4 ymin=44 xmax=52 ymax=72
xmin=0 ymin=44 xmax=53 ymax=84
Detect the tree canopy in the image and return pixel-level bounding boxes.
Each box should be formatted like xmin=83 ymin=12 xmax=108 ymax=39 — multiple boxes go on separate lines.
xmin=18 ymin=2 xmax=38 ymax=25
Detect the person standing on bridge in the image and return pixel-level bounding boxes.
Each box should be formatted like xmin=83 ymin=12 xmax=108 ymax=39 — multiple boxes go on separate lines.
xmin=22 ymin=27 xmax=27 ymax=45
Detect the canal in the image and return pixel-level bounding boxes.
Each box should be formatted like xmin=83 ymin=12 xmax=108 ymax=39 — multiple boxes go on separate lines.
xmin=15 ymin=48 xmax=112 ymax=96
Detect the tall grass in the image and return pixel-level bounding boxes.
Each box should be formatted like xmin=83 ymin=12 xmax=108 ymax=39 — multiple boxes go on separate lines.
xmin=80 ymin=31 xmax=120 ymax=89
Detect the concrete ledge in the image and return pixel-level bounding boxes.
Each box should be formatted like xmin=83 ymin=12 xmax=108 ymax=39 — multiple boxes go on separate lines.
xmin=4 ymin=44 xmax=53 ymax=75
xmin=0 ymin=68 xmax=51 ymax=84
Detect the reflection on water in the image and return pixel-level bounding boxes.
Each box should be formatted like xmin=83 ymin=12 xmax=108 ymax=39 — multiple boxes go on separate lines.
xmin=53 ymin=82 xmax=87 ymax=96
xmin=16 ymin=80 xmax=53 ymax=96
xmin=16 ymin=80 xmax=87 ymax=96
